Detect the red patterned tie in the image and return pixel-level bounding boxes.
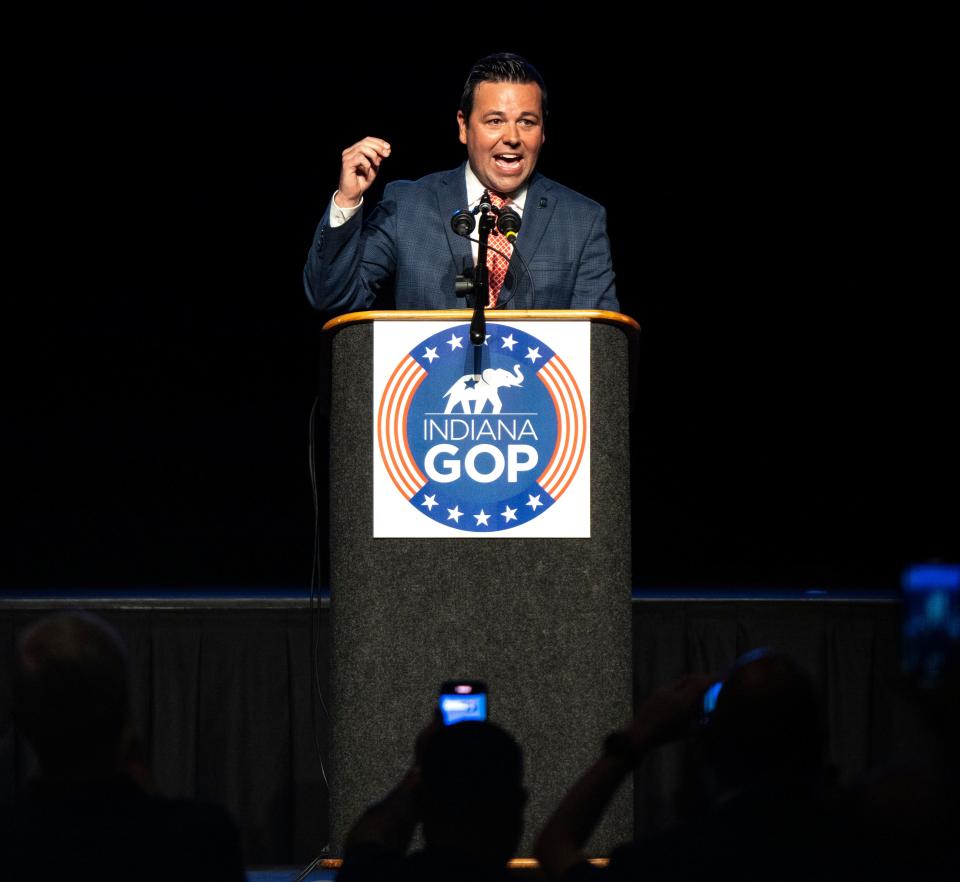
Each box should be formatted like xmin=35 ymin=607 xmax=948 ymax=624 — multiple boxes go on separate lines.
xmin=486 ymin=193 xmax=514 ymax=308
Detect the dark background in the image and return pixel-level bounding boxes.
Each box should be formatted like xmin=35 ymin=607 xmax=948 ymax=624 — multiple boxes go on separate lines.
xmin=9 ymin=5 xmax=955 ymax=591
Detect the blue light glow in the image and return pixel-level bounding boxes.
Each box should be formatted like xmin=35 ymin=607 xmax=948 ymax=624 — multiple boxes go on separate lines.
xmin=903 ymin=564 xmax=960 ymax=592
xmin=703 ymin=681 xmax=723 ymax=715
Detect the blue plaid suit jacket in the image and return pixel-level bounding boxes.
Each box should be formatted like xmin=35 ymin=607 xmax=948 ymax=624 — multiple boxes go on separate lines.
xmin=304 ymin=164 xmax=618 ymax=313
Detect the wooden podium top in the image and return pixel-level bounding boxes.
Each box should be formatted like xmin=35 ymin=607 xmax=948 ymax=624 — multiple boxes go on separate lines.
xmin=322 ymin=308 xmax=640 ymax=334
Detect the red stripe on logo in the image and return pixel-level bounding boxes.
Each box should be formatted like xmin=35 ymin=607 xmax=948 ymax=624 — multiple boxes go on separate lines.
xmin=544 ymin=354 xmax=586 ymax=501
xmin=378 ymin=356 xmax=426 ymax=500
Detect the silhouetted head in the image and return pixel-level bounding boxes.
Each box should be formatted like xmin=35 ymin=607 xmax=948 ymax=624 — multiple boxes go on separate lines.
xmin=13 ymin=612 xmax=130 ymax=781
xmin=706 ymin=649 xmax=826 ymax=791
xmin=420 ymin=721 xmax=527 ymax=864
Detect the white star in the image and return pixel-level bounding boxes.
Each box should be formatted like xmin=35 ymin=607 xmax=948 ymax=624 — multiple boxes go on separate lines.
xmin=526 ymin=494 xmax=544 ymax=511
xmin=483 ymin=334 xmax=492 ymax=346
xmin=501 ymin=505 xmax=518 ymax=523
xmin=474 ymin=509 xmax=491 ymax=526
xmin=501 ymin=333 xmax=517 ymax=351
xmin=421 ymin=346 xmax=439 ymax=364
xmin=446 ymin=505 xmax=463 ymax=523
xmin=525 ymin=346 xmax=542 ymax=363
xmin=421 ymin=493 xmax=438 ymax=511
xmin=447 ymin=333 xmax=463 ymax=351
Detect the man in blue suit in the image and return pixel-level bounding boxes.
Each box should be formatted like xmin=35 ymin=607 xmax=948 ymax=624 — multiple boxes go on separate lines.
xmin=303 ymin=53 xmax=618 ymax=314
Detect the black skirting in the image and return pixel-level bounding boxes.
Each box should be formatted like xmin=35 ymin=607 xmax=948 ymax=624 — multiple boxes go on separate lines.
xmin=0 ymin=591 xmax=933 ymax=865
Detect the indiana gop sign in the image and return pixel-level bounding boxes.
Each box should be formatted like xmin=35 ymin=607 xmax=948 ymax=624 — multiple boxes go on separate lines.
xmin=372 ymin=321 xmax=590 ymax=538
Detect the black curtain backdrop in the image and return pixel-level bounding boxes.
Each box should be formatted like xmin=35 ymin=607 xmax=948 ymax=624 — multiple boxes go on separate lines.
xmin=9 ymin=7 xmax=956 ymax=589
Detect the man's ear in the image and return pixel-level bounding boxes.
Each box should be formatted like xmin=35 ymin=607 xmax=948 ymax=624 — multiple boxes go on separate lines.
xmin=457 ymin=110 xmax=468 ymax=145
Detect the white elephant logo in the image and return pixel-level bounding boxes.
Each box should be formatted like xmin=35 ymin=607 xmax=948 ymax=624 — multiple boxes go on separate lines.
xmin=442 ymin=365 xmax=525 ymax=414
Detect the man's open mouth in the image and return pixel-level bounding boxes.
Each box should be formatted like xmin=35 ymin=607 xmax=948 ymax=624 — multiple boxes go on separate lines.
xmin=494 ymin=154 xmax=523 ymax=169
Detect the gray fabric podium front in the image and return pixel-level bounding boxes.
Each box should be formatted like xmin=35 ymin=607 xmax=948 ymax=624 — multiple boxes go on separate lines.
xmin=322 ymin=309 xmax=638 ymax=856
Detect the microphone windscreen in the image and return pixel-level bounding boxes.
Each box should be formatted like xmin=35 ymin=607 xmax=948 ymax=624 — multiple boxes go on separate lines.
xmin=450 ymin=209 xmax=476 ymax=238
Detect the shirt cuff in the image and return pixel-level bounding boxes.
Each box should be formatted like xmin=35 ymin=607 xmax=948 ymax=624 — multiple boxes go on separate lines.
xmin=330 ymin=191 xmax=363 ymax=227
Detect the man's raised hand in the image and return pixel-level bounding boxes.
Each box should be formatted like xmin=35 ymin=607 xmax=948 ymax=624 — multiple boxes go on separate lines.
xmin=626 ymin=673 xmax=716 ymax=755
xmin=335 ymin=136 xmax=392 ymax=207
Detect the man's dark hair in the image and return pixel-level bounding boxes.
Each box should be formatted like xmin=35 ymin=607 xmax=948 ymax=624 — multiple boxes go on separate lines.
xmin=13 ymin=612 xmax=130 ymax=778
xmin=421 ymin=721 xmax=526 ymax=862
xmin=459 ymin=52 xmax=548 ymax=123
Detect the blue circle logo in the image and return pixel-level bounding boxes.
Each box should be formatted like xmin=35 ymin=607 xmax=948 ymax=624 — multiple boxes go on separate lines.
xmin=377 ymin=324 xmax=586 ymax=533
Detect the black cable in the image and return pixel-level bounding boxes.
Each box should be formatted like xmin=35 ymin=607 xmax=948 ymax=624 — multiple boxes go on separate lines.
xmin=462 ymin=236 xmax=536 ymax=308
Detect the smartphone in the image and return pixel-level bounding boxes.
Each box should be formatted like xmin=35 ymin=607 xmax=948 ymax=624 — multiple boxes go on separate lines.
xmin=901 ymin=563 xmax=960 ymax=689
xmin=438 ymin=680 xmax=488 ymax=725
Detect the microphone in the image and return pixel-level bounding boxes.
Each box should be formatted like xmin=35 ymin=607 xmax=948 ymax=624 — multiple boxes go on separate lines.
xmin=452 ymin=191 xmax=519 ymax=341
xmin=497 ymin=207 xmax=521 ymax=240
xmin=451 ymin=197 xmax=520 ymax=240
xmin=450 ymin=196 xmax=533 ymax=309
xmin=450 ymin=208 xmax=475 ymax=238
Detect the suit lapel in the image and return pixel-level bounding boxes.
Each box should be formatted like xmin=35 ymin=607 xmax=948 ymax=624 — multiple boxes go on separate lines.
xmin=514 ymin=173 xmax=555 ymax=266
xmin=437 ymin=165 xmax=473 ymax=277
xmin=507 ymin=173 xmax=556 ymax=308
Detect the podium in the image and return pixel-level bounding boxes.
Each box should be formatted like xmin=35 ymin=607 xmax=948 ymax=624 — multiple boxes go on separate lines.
xmin=321 ymin=309 xmax=639 ymax=855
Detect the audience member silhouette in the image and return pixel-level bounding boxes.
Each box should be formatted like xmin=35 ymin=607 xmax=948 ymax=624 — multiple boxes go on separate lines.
xmin=841 ymin=623 xmax=960 ymax=882
xmin=337 ymin=718 xmax=527 ymax=881
xmin=536 ymin=649 xmax=843 ymax=881
xmin=10 ymin=614 xmax=952 ymax=882
xmin=1 ymin=612 xmax=245 ymax=882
